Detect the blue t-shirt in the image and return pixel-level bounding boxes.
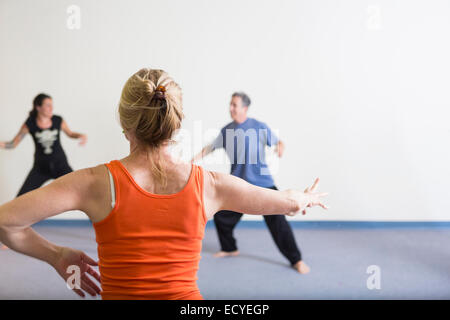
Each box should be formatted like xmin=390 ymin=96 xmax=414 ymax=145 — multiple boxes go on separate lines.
xmin=211 ymin=117 xmax=279 ymax=187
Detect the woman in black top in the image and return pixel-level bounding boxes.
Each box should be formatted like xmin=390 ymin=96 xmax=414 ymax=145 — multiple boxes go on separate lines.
xmin=0 ymin=93 xmax=87 ymax=197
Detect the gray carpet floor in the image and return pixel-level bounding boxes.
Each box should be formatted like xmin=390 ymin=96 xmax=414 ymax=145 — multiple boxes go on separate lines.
xmin=1 ymin=223 xmax=449 ymax=300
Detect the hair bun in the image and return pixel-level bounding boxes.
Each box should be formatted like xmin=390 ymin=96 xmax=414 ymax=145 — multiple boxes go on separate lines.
xmin=154 ymin=85 xmax=166 ymax=100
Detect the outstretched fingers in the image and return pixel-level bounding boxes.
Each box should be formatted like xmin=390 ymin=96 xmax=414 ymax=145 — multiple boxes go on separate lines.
xmin=315 ymin=192 xmax=329 ymax=209
xmin=308 ymin=192 xmax=329 ymax=210
xmin=319 ymin=203 xmax=329 ymax=209
xmin=309 ymin=178 xmax=320 ymax=192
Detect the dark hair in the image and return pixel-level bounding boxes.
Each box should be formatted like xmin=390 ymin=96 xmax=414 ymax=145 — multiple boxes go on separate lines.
xmin=232 ymin=92 xmax=251 ymax=107
xmin=29 ymin=93 xmax=52 ymax=118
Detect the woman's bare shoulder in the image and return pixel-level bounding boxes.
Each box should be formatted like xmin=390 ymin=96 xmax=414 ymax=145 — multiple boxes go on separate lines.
xmin=82 ymin=164 xmax=110 ymax=189
xmin=58 ymin=164 xmax=109 ymax=199
xmin=61 ymin=164 xmax=111 ymax=220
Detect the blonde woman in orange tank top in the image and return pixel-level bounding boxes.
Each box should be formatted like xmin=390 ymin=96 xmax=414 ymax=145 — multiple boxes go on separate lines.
xmin=0 ymin=69 xmax=328 ymax=299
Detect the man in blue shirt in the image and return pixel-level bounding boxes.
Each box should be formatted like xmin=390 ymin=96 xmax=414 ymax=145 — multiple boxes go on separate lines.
xmin=192 ymin=92 xmax=309 ymax=274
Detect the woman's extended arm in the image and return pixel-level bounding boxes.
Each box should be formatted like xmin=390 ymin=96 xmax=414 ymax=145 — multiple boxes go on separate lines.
xmin=203 ymin=170 xmax=328 ymax=220
xmin=61 ymin=120 xmax=87 ymax=146
xmin=0 ymin=124 xmax=29 ymax=149
xmin=0 ymin=169 xmax=102 ymax=298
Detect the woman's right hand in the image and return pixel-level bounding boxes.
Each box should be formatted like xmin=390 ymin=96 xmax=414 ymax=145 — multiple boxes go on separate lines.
xmin=286 ymin=178 xmax=329 ymax=216
xmin=0 ymin=142 xmax=5 ymax=149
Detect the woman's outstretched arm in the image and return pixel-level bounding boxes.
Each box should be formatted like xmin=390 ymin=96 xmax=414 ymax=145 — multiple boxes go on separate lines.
xmin=203 ymin=170 xmax=328 ymax=220
xmin=0 ymin=169 xmax=102 ymax=298
xmin=61 ymin=120 xmax=87 ymax=146
xmin=0 ymin=124 xmax=29 ymax=149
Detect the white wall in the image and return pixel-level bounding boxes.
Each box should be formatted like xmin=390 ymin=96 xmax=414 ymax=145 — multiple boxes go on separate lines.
xmin=0 ymin=0 xmax=449 ymax=221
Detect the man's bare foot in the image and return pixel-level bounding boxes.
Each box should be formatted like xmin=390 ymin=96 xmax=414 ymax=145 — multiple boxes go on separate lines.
xmin=293 ymin=261 xmax=310 ymax=274
xmin=213 ymin=250 xmax=240 ymax=258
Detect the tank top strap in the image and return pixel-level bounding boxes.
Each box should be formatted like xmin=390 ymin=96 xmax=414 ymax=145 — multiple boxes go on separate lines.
xmin=104 ymin=160 xmax=122 ymax=178
xmin=103 ymin=160 xmax=125 ymax=207
xmin=191 ymin=164 xmax=207 ymax=224
xmin=192 ymin=164 xmax=204 ymax=196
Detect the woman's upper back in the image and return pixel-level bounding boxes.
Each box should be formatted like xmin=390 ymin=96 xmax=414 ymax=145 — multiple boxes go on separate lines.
xmin=93 ymin=158 xmax=207 ymax=230
xmin=87 ymin=157 xmax=207 ymax=299
xmin=85 ymin=156 xmax=201 ymax=220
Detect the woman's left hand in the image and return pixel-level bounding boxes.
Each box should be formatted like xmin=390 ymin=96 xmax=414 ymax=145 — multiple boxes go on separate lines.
xmin=51 ymin=246 xmax=101 ymax=298
xmin=79 ymin=134 xmax=88 ymax=146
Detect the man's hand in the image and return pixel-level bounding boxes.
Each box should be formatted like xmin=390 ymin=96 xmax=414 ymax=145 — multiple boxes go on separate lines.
xmin=275 ymin=141 xmax=285 ymax=157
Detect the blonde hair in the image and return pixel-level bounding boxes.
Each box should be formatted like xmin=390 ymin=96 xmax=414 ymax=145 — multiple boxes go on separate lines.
xmin=119 ymin=68 xmax=184 ymax=188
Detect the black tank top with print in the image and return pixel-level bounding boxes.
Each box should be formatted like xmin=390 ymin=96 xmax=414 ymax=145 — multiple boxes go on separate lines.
xmin=25 ymin=115 xmax=67 ymax=163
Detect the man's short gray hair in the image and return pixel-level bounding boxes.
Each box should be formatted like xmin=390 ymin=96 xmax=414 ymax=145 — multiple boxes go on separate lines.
xmin=232 ymin=92 xmax=251 ymax=107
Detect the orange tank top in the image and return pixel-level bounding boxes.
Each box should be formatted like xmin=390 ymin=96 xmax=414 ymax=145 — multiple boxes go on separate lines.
xmin=93 ymin=160 xmax=207 ymax=300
